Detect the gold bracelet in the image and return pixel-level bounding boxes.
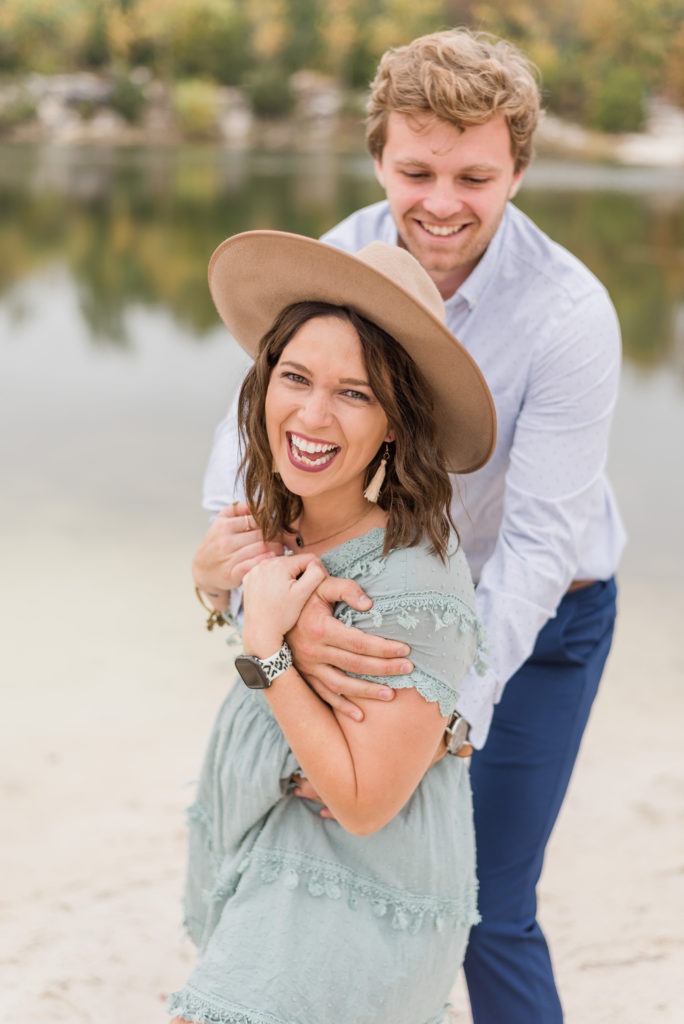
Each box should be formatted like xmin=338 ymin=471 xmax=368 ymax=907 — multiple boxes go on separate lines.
xmin=194 ymin=586 xmax=228 ymax=631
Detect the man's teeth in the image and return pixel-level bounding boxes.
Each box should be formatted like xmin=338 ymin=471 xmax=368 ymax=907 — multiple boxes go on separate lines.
xmin=422 ymin=223 xmax=463 ymax=236
xmin=290 ymin=434 xmax=338 ymax=465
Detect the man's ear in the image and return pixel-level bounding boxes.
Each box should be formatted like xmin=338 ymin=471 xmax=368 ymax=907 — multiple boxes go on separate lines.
xmin=373 ymin=158 xmax=386 ymax=190
xmin=508 ymin=171 xmax=524 ymax=199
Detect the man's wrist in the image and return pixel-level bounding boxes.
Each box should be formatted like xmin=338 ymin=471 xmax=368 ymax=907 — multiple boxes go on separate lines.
xmin=444 ymin=711 xmax=471 ymax=755
xmin=195 ymin=584 xmax=230 ymax=608
xmin=194 ymin=586 xmax=231 ymax=630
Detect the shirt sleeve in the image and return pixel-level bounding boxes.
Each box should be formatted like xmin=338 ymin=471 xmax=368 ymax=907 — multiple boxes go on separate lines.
xmin=455 ymin=287 xmax=622 ymax=747
xmin=202 ymin=368 xmax=249 ymax=516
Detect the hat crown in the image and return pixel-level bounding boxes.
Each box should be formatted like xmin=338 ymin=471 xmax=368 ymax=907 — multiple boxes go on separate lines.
xmin=355 ymin=242 xmax=446 ymax=326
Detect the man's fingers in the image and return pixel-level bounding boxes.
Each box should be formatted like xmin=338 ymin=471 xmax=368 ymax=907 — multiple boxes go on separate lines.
xmin=304 ymin=669 xmax=396 ymax=720
xmin=317 ymin=615 xmax=411 ymax=661
xmin=323 ymin=650 xmax=413 ymax=677
xmin=217 ymin=500 xmax=250 ymax=519
xmin=324 ymin=689 xmax=366 ymax=721
xmin=234 ymin=550 xmax=281 ymax=579
xmin=291 ymin=776 xmax=322 ymax=802
xmin=291 ymin=775 xmax=336 ymax=820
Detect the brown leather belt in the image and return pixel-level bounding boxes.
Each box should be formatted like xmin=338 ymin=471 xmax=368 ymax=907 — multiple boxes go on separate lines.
xmin=567 ymin=578 xmax=597 ymax=593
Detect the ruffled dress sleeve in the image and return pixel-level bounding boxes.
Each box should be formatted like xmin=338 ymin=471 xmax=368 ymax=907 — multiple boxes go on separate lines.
xmin=321 ymin=529 xmax=487 ymax=716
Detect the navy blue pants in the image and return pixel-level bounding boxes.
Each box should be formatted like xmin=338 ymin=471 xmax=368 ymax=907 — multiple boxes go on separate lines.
xmin=464 ymin=578 xmax=618 ymax=1023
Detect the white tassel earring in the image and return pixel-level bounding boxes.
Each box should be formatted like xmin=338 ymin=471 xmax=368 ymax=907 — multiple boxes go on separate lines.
xmin=364 ymin=444 xmax=390 ymax=503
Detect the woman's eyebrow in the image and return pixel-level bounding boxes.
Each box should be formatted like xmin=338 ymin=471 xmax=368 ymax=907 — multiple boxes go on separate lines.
xmin=280 ymin=360 xmax=370 ymax=388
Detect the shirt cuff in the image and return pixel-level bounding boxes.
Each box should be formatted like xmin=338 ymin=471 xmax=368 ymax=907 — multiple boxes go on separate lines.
xmin=229 ymin=586 xmax=244 ymax=627
xmin=455 ymin=667 xmax=499 ymax=749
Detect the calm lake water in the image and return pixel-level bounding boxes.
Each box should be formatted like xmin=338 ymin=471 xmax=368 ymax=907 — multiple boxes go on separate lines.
xmin=1 ymin=143 xmax=683 ymax=582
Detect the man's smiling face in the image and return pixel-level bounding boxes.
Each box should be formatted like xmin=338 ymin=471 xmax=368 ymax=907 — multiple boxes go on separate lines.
xmin=374 ymin=111 xmax=523 ymax=299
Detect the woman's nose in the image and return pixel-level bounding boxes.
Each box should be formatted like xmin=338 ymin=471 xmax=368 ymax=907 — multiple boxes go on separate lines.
xmin=299 ymin=389 xmax=333 ymax=427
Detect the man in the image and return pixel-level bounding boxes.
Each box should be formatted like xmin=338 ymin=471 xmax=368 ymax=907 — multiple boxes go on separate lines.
xmin=192 ymin=28 xmax=626 ymax=1024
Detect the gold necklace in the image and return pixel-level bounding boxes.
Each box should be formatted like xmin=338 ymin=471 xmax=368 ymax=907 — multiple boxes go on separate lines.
xmin=294 ymin=506 xmax=375 ymax=549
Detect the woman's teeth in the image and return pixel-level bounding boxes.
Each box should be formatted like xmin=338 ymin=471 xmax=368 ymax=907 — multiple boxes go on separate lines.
xmin=289 ymin=433 xmax=338 ymax=466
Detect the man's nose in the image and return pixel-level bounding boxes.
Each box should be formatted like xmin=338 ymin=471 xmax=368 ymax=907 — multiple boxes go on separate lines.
xmin=422 ymin=182 xmax=464 ymax=220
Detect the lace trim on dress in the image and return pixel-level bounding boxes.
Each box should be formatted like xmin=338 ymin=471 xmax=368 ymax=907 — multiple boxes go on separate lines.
xmin=167 ymin=988 xmax=288 ymax=1024
xmin=316 ymin=529 xmax=489 ymax=684
xmin=236 ymin=847 xmax=480 ymax=935
xmin=168 ymin=988 xmax=456 ymax=1024
xmin=336 ymin=590 xmax=488 ymax=689
xmin=320 ymin=527 xmax=387 ymax=579
xmin=350 ymin=667 xmax=464 ymax=719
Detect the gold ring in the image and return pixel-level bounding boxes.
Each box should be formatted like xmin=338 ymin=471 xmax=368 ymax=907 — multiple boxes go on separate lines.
xmin=243 ymin=515 xmax=251 ymax=532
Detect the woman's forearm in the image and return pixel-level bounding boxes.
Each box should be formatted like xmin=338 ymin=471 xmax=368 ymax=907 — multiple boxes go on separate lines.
xmin=264 ymin=669 xmax=369 ymax=833
xmin=264 ymin=669 xmax=445 ymax=835
xmin=240 ymin=555 xmax=446 ymax=834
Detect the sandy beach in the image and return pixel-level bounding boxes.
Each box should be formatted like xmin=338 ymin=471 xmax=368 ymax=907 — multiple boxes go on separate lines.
xmin=1 ymin=510 xmax=682 ymax=1021
xmin=2 ymin=224 xmax=683 ymax=1020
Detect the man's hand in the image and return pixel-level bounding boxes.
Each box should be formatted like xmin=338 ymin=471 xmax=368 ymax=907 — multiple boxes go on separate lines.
xmin=286 ymin=575 xmax=414 ymax=722
xmin=192 ymin=501 xmax=284 ymax=608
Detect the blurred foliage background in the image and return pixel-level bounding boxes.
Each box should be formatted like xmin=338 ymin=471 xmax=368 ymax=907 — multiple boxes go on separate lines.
xmin=0 ymin=0 xmax=682 ymax=132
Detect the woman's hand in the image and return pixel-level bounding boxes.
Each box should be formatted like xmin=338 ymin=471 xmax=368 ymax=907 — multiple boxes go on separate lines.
xmin=242 ymin=553 xmax=329 ymax=657
xmin=192 ymin=501 xmax=285 ymax=607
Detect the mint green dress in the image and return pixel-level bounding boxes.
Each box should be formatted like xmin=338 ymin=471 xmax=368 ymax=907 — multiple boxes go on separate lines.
xmin=169 ymin=529 xmax=485 ymax=1024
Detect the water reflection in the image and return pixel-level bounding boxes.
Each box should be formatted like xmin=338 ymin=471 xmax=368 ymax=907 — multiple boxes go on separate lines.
xmin=0 ymin=143 xmax=682 ymax=374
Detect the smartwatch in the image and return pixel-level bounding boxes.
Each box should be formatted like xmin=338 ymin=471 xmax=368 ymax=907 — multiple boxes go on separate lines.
xmin=235 ymin=641 xmax=293 ymax=689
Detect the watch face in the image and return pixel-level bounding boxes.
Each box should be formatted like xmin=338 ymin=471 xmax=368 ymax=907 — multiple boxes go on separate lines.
xmin=235 ymin=655 xmax=271 ymax=690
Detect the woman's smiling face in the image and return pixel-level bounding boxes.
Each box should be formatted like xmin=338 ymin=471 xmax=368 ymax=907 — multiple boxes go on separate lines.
xmin=265 ymin=315 xmax=392 ymax=505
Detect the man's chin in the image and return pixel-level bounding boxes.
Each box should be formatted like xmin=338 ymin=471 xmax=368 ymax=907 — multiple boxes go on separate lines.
xmin=404 ymin=231 xmax=468 ymax=265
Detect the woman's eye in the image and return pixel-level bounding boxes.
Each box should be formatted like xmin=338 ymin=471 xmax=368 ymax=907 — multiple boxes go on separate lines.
xmin=284 ymin=372 xmax=308 ymax=385
xmin=342 ymin=389 xmax=370 ymax=402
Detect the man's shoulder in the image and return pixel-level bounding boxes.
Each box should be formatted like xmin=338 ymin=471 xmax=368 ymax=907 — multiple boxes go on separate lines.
xmin=503 ymin=203 xmax=607 ymax=302
xmin=320 ymin=200 xmax=394 ymax=253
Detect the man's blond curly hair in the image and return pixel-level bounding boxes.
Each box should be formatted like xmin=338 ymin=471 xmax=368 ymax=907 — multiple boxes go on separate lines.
xmin=366 ymin=28 xmax=542 ymax=173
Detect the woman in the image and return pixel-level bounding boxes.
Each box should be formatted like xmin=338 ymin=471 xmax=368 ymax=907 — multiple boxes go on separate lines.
xmin=169 ymin=231 xmax=496 ymax=1024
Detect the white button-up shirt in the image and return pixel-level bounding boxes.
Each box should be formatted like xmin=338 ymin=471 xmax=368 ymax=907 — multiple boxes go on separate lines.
xmin=202 ymin=200 xmax=626 ymax=747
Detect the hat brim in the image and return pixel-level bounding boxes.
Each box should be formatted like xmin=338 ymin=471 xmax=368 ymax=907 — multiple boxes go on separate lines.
xmin=208 ymin=231 xmax=496 ymax=473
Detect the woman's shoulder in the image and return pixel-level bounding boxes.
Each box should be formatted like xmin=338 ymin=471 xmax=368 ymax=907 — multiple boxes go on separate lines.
xmin=330 ymin=531 xmax=487 ymax=707
xmin=401 ymin=536 xmax=476 ymax=607
xmin=322 ymin=527 xmax=476 ymax=608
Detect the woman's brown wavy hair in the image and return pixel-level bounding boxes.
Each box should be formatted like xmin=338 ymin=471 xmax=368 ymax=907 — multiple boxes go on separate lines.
xmin=237 ymin=302 xmax=457 ymax=562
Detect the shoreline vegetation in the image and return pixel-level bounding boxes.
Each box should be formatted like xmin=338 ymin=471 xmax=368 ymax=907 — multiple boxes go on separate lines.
xmin=1 ymin=70 xmax=683 ymax=167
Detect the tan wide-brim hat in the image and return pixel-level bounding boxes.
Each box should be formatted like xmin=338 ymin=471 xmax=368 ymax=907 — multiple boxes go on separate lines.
xmin=208 ymin=230 xmax=496 ymax=473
